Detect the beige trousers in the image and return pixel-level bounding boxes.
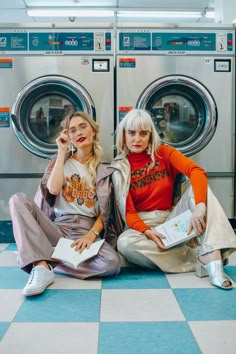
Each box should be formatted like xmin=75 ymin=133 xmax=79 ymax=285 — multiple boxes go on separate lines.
xmin=117 ymin=186 xmax=236 ymax=273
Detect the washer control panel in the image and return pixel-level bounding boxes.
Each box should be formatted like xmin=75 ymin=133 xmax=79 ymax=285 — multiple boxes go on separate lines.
xmin=0 ymin=29 xmax=113 ymax=54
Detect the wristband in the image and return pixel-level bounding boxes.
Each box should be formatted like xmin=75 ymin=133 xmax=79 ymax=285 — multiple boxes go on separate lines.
xmin=92 ymin=229 xmax=99 ymax=237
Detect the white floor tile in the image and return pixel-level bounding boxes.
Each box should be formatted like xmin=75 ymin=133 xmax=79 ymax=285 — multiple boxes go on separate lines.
xmin=100 ymin=289 xmax=185 ymax=322
xmin=0 ymin=243 xmax=235 ymax=353
xmin=0 ymin=251 xmax=18 ymax=266
xmin=0 ymin=244 xmax=9 ymax=251
xmin=50 ymin=274 xmax=102 ymax=289
xmin=228 ymin=251 xmax=236 ymax=265
xmin=166 ymin=272 xmax=213 ymax=288
xmin=0 ymin=290 xmax=24 ymax=321
xmin=189 ymin=320 xmax=236 ymax=354
xmin=0 ymin=323 xmax=99 ymax=354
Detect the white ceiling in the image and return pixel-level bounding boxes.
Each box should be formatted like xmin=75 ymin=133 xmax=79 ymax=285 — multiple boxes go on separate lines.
xmin=0 ymin=0 xmax=215 ymax=24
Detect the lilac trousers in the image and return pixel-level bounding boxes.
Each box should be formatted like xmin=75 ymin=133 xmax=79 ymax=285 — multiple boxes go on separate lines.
xmin=9 ymin=193 xmax=120 ymax=279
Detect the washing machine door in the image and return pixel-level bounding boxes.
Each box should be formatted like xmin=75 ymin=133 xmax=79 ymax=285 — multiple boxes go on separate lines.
xmin=136 ymin=75 xmax=217 ymax=156
xmin=11 ymin=75 xmax=95 ymax=158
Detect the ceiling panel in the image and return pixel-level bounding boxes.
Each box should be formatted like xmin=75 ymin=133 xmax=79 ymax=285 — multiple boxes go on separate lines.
xmin=117 ymin=0 xmax=213 ymax=10
xmin=25 ymin=0 xmax=117 ymax=6
xmin=0 ymin=0 xmax=215 ymax=24
xmin=0 ymin=0 xmax=25 ymax=9
xmin=24 ymin=0 xmax=214 ymax=10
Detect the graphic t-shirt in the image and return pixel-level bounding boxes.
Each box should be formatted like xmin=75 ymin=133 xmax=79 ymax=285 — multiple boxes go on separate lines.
xmin=128 ymin=152 xmax=175 ymax=212
xmin=54 ymin=157 xmax=98 ymax=217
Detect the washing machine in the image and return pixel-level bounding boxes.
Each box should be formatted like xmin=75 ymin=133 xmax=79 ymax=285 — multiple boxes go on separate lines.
xmin=0 ymin=25 xmax=114 ymax=222
xmin=116 ymin=25 xmax=235 ymax=218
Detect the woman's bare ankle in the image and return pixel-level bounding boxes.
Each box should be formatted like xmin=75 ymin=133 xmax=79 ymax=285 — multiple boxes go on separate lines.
xmin=33 ymin=260 xmax=50 ymax=269
xmin=199 ymin=250 xmax=221 ymax=265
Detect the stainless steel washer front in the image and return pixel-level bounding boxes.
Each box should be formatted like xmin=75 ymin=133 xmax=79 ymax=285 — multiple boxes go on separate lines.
xmin=137 ymin=75 xmax=217 ymax=156
xmin=116 ymin=26 xmax=235 ymax=217
xmin=11 ymin=75 xmax=95 ymax=158
xmin=0 ymin=26 xmax=115 ymax=223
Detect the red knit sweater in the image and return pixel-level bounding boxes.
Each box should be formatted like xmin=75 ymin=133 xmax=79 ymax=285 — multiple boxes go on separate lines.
xmin=126 ymin=144 xmax=207 ymax=233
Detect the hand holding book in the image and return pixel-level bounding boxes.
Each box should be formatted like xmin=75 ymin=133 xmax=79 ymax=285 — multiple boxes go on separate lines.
xmin=51 ymin=238 xmax=105 ymax=268
xmin=70 ymin=233 xmax=97 ymax=253
xmin=154 ymin=209 xmax=197 ymax=249
xmin=144 ymin=228 xmax=168 ymax=250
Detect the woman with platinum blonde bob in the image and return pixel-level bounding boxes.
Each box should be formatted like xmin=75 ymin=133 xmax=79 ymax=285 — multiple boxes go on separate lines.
xmin=111 ymin=109 xmax=236 ymax=290
xmin=10 ymin=112 xmax=121 ymax=296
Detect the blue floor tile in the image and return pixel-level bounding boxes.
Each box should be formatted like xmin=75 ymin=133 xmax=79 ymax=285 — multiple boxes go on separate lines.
xmin=14 ymin=289 xmax=101 ymax=322
xmin=0 ymin=221 xmax=14 ymax=243
xmin=99 ymin=322 xmax=201 ymax=354
xmin=0 ymin=323 xmax=10 ymax=341
xmin=0 ymin=243 xmax=236 ymax=352
xmin=102 ymin=267 xmax=170 ymax=289
xmin=174 ymin=288 xmax=236 ymax=321
xmin=225 ymin=265 xmax=236 ymax=282
xmin=0 ymin=267 xmax=28 ymax=288
xmin=5 ymin=244 xmax=17 ymax=251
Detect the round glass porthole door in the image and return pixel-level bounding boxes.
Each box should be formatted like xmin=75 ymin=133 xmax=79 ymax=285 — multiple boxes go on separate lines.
xmin=11 ymin=75 xmax=95 ymax=158
xmin=136 ymin=75 xmax=217 ymax=156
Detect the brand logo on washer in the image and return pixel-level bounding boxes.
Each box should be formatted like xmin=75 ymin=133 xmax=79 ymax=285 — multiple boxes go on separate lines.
xmin=0 ymin=37 xmax=7 ymax=47
xmin=81 ymin=57 xmax=90 ymax=65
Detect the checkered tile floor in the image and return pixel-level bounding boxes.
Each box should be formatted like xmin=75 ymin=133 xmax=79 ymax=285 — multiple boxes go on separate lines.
xmin=0 ymin=243 xmax=236 ymax=354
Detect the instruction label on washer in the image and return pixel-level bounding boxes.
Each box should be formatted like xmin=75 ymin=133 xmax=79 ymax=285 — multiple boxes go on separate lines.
xmin=118 ymin=106 xmax=133 ymax=122
xmin=0 ymin=33 xmax=27 ymax=51
xmin=0 ymin=107 xmax=10 ymax=128
xmin=0 ymin=59 xmax=12 ymax=68
xmin=119 ymin=58 xmax=136 ymax=68
xmin=119 ymin=32 xmax=151 ymax=51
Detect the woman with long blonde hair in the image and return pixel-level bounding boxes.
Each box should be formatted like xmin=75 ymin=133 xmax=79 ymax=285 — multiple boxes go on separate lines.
xmin=9 ymin=112 xmax=122 ymax=296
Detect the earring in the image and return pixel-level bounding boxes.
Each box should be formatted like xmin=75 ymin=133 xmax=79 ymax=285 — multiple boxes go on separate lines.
xmin=69 ymin=142 xmax=76 ymax=155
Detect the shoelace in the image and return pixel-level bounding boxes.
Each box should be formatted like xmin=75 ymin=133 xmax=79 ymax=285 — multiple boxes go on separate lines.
xmin=28 ymin=266 xmax=52 ymax=286
xmin=28 ymin=268 xmax=36 ymax=285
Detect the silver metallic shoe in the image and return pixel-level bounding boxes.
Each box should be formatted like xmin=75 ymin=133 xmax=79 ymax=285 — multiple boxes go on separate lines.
xmin=196 ymin=259 xmax=233 ymax=290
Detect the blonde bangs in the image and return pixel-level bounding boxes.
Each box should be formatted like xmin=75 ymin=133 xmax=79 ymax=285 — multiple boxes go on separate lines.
xmin=115 ymin=109 xmax=162 ymax=167
xmin=125 ymin=111 xmax=152 ymax=132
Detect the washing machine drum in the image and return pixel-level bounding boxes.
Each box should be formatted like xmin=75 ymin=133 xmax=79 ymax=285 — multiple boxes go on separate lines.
xmin=11 ymin=75 xmax=95 ymax=158
xmin=137 ymin=75 xmax=217 ymax=156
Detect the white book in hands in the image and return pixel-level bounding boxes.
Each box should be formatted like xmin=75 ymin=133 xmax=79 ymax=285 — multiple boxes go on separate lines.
xmin=155 ymin=209 xmax=196 ymax=249
xmin=51 ymin=238 xmax=105 ymax=268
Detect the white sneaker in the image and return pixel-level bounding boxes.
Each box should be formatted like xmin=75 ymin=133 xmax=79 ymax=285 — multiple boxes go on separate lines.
xmin=22 ymin=265 xmax=55 ymax=296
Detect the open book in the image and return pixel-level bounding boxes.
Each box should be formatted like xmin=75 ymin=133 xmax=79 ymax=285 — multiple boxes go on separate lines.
xmin=155 ymin=209 xmax=196 ymax=249
xmin=51 ymin=238 xmax=105 ymax=268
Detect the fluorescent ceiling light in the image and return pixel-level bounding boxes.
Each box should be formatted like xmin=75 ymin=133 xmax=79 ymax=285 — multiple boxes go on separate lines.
xmin=117 ymin=11 xmax=202 ymax=18
xmin=27 ymin=8 xmax=114 ymax=17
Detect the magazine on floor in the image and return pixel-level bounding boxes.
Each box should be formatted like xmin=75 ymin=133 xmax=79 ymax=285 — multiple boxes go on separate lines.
xmin=51 ymin=238 xmax=105 ymax=268
xmin=155 ymin=209 xmax=196 ymax=249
